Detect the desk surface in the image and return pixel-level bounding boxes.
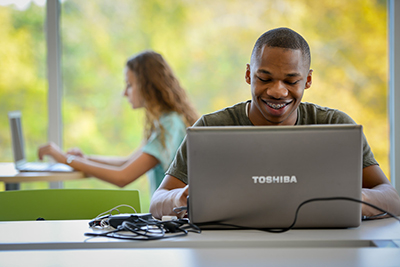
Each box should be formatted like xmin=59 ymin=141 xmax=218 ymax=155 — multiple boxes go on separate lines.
xmin=0 ymin=218 xmax=399 ymax=266
xmin=0 ymin=162 xmax=85 ymax=183
xmin=1 ymin=247 xmax=400 ymax=267
xmin=1 ymin=217 xmax=400 ymax=250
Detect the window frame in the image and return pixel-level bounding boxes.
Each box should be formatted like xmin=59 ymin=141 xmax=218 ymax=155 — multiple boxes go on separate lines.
xmin=389 ymin=0 xmax=400 ymax=192
xmin=46 ymin=0 xmax=62 ymax=189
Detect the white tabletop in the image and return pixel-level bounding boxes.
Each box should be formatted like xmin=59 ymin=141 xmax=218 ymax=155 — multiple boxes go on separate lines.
xmin=0 ymin=162 xmax=85 ymax=183
xmin=0 ymin=218 xmax=399 ymax=266
xmin=0 ymin=217 xmax=399 ymax=250
xmin=1 ymin=247 xmax=400 ymax=267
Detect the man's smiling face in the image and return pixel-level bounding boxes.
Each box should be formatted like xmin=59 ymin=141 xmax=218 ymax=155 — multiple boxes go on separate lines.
xmin=245 ymin=46 xmax=313 ymax=126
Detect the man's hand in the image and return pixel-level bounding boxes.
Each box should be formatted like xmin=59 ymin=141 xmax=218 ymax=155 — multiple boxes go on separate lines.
xmin=174 ymin=185 xmax=189 ymax=215
xmin=361 ymin=165 xmax=400 ymax=217
xmin=150 ymin=175 xmax=188 ymax=219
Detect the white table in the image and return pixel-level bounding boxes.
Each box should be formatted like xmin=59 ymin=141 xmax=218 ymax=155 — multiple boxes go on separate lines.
xmin=0 ymin=218 xmax=399 ymax=266
xmin=0 ymin=162 xmax=85 ymax=190
xmin=1 ymin=247 xmax=400 ymax=267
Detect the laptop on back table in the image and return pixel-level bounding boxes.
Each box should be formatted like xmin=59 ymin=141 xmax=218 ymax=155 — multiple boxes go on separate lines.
xmin=187 ymin=125 xmax=363 ymax=229
xmin=8 ymin=111 xmax=73 ymax=172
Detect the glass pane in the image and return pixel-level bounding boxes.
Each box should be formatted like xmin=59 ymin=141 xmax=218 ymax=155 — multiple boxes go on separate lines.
xmin=61 ymin=0 xmax=389 ymax=212
xmin=0 ymin=0 xmax=47 ymax=190
xmin=1 ymin=0 xmax=388 ymax=211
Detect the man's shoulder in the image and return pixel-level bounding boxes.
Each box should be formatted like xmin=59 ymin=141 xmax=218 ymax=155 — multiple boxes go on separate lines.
xmin=299 ymin=102 xmax=340 ymax=113
xmin=195 ymin=101 xmax=252 ymax=126
xmin=298 ymin=102 xmax=355 ymax=124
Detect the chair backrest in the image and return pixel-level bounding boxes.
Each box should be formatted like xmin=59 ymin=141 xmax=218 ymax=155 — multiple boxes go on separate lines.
xmin=0 ymin=189 xmax=141 ymax=221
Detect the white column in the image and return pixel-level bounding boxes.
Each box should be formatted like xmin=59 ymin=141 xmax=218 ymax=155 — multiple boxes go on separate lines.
xmin=46 ymin=0 xmax=63 ymax=189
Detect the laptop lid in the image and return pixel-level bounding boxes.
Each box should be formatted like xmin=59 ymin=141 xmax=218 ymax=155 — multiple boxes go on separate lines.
xmin=8 ymin=111 xmax=27 ymax=168
xmin=187 ymin=125 xmax=363 ymax=229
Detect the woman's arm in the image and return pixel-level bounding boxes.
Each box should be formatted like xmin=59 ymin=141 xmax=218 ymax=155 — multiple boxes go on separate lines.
xmin=66 ymin=147 xmax=143 ymax=167
xmin=362 ymin=164 xmax=400 ymax=217
xmin=82 ymin=155 xmax=129 ymax=166
xmin=149 ymin=175 xmax=188 ymax=219
xmin=38 ymin=142 xmax=158 ymax=187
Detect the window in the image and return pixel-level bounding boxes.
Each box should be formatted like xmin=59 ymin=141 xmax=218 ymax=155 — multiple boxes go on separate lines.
xmin=0 ymin=0 xmax=47 ymax=189
xmin=0 ymin=0 xmax=391 ymax=212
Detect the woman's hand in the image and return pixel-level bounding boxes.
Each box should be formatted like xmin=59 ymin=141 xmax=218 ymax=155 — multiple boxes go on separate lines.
xmin=38 ymin=142 xmax=67 ymax=163
xmin=66 ymin=147 xmax=85 ymax=158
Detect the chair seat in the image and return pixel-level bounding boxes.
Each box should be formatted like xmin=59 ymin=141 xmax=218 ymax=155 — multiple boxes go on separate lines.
xmin=0 ymin=189 xmax=141 ymax=221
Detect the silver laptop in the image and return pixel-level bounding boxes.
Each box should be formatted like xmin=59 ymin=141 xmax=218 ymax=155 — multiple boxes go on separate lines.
xmin=8 ymin=111 xmax=73 ymax=172
xmin=187 ymin=125 xmax=363 ymax=229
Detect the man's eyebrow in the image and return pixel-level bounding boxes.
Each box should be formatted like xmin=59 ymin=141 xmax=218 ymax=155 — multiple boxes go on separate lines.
xmin=286 ymin=73 xmax=302 ymax=77
xmin=257 ymin=69 xmax=272 ymax=75
xmin=257 ymin=69 xmax=302 ymax=77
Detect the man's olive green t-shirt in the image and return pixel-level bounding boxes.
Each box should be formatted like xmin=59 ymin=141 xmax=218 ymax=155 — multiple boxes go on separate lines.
xmin=166 ymin=101 xmax=378 ymax=185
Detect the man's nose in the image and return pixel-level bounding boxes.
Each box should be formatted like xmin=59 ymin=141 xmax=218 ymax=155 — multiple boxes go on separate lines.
xmin=267 ymin=81 xmax=288 ymax=99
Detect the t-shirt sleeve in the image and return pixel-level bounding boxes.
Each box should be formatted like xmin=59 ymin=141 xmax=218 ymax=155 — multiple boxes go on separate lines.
xmin=300 ymin=104 xmax=379 ymax=168
xmin=165 ymin=137 xmax=189 ymax=184
xmin=165 ymin=116 xmax=207 ymax=184
xmin=329 ymin=110 xmax=378 ymax=168
xmin=142 ymin=130 xmax=165 ymax=167
xmin=142 ymin=113 xmax=187 ymax=171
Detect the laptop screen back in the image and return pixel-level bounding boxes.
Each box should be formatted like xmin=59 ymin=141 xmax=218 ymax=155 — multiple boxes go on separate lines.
xmin=8 ymin=111 xmax=26 ymax=165
xmin=187 ymin=125 xmax=363 ymax=229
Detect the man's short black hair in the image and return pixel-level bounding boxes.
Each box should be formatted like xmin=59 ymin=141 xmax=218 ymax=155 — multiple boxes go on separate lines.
xmin=251 ymin=27 xmax=311 ymax=68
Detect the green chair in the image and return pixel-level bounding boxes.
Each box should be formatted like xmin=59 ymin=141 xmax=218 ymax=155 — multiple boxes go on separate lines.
xmin=0 ymin=189 xmax=141 ymax=221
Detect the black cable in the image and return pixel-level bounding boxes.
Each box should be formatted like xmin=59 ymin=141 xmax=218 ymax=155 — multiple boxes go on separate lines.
xmin=362 ymin=213 xmax=388 ymax=220
xmin=85 ymin=217 xmax=201 ymax=241
xmin=173 ymin=206 xmax=187 ymax=213
xmin=278 ymin=197 xmax=399 ymax=233
xmin=86 ymin=197 xmax=398 ymax=238
xmin=195 ymin=197 xmax=400 ymax=233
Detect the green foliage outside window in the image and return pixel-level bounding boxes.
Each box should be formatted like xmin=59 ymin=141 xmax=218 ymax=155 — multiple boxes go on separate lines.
xmin=0 ymin=0 xmax=389 ymax=212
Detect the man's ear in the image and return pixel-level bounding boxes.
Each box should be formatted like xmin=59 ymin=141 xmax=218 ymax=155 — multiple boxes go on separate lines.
xmin=305 ymin=69 xmax=313 ymax=89
xmin=245 ymin=64 xmax=251 ymax=85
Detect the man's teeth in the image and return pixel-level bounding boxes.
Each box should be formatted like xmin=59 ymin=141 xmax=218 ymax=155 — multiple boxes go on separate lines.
xmin=267 ymin=103 xmax=286 ymax=109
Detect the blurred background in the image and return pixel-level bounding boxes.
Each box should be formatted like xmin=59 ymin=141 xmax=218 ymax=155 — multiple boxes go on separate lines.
xmin=0 ymin=0 xmax=389 ymax=212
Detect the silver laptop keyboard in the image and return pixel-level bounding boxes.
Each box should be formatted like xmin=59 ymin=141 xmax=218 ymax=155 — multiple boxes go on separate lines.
xmin=19 ymin=162 xmax=52 ymax=171
xmin=18 ymin=162 xmax=73 ymax=172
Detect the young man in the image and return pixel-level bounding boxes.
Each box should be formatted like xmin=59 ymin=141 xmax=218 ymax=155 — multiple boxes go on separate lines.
xmin=149 ymin=27 xmax=400 ymax=219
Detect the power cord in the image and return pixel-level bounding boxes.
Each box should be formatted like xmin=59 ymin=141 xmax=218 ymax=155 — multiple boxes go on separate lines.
xmin=85 ymin=217 xmax=201 ymax=240
xmin=95 ymin=204 xmax=137 ymax=218
xmin=85 ymin=198 xmax=399 ymax=238
xmin=191 ymin=197 xmax=400 ymax=233
xmin=88 ymin=204 xmax=138 ymax=229
xmin=86 ymin=204 xmax=201 ymax=240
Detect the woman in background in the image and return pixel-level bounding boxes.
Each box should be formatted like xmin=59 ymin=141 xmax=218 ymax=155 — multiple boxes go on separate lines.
xmin=38 ymin=50 xmax=198 ymax=194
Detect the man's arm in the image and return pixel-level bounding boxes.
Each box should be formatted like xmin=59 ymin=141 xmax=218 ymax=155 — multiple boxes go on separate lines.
xmin=362 ymin=164 xmax=400 ymax=216
xmin=149 ymin=175 xmax=188 ymax=219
